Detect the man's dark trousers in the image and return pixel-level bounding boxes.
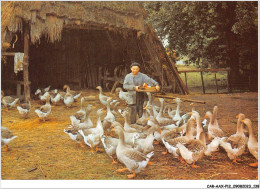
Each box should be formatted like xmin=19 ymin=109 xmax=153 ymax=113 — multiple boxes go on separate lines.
xmin=128 ymin=92 xmax=146 ymax=124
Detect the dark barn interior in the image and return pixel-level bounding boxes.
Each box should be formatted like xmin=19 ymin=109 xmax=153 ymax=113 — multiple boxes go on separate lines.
xmin=2 ymin=28 xmax=160 ymax=95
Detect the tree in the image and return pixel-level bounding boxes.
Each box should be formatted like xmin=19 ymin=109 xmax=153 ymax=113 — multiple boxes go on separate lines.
xmin=144 ymin=1 xmax=257 ymax=91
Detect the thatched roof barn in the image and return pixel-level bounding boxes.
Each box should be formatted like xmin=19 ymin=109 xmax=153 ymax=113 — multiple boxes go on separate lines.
xmin=1 ymin=1 xmax=188 ymax=100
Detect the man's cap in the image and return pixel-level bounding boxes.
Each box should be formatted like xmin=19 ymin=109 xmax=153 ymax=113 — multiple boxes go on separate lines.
xmin=130 ymin=62 xmax=140 ymax=68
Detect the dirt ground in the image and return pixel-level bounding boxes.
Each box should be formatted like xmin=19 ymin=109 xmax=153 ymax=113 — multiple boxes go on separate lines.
xmin=1 ymin=90 xmax=258 ymax=180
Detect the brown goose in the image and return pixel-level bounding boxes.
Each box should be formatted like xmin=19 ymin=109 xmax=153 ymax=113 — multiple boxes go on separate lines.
xmin=205 ymin=106 xmax=225 ymax=140
xmin=1 ymin=91 xmax=19 ymax=109
xmin=156 ymin=98 xmax=176 ymax=126
xmin=220 ymin=113 xmax=248 ymax=164
xmin=1 ymin=126 xmax=17 ymax=151
xmin=241 ymin=118 xmax=258 ymax=167
xmin=122 ymin=110 xmax=146 ymax=133
xmin=176 ymin=131 xmax=207 ymax=168
xmin=161 ymin=118 xmax=196 ymax=156
xmin=113 ymin=126 xmax=154 ymax=178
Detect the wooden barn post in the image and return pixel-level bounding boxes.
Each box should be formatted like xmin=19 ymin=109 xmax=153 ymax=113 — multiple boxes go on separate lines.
xmin=23 ymin=22 xmax=31 ymax=102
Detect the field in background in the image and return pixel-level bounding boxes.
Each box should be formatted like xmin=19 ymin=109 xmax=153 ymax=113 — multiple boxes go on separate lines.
xmin=177 ymin=65 xmax=228 ymax=94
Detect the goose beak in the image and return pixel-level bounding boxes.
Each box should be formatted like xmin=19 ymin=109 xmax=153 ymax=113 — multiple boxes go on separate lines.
xmin=190 ymin=103 xmax=194 ymax=106
xmin=204 ymin=114 xmax=207 ymax=118
xmin=147 ymin=117 xmax=150 ymax=121
xmin=110 ymin=125 xmax=113 ymax=128
xmin=111 ymin=128 xmax=115 ymax=132
xmin=241 ymin=119 xmax=245 ymax=123
xmin=92 ymin=106 xmax=96 ymax=109
xmin=188 ymin=112 xmax=193 ymax=115
xmin=158 ymin=128 xmax=162 ymax=134
xmin=236 ymin=114 xmax=239 ymax=118
xmin=144 ymin=106 xmax=148 ymax=110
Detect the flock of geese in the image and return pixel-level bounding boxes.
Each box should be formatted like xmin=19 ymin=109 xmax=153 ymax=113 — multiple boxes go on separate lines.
xmin=1 ymin=85 xmax=258 ymax=178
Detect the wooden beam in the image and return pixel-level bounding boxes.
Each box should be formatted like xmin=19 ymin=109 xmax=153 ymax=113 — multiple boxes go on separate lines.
xmin=136 ymin=37 xmax=145 ymax=65
xmin=178 ymin=68 xmax=231 ymax=73
xmin=1 ymin=52 xmax=15 ymax=56
xmin=200 ymin=71 xmax=205 ymax=94
xmin=184 ymin=72 xmax=188 ymax=90
xmin=227 ymin=70 xmax=232 ymax=93
xmin=215 ymin=73 xmax=219 ymax=94
xmin=147 ymin=25 xmax=189 ymax=95
xmin=161 ymin=64 xmax=164 ymax=90
xmin=23 ymin=22 xmax=31 ymax=102
xmin=154 ymin=94 xmax=206 ymax=104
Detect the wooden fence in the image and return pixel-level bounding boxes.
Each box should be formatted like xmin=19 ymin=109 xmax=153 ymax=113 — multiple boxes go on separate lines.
xmin=178 ymin=68 xmax=232 ymax=94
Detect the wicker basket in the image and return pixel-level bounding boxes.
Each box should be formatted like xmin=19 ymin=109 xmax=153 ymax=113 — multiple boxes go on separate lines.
xmin=138 ymin=86 xmax=159 ymax=93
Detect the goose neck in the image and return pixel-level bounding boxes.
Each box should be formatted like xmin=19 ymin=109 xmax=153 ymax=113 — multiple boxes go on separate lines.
xmin=246 ymin=121 xmax=256 ymax=141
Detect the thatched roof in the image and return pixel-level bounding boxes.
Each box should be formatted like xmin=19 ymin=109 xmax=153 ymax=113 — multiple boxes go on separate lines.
xmin=1 ymin=1 xmax=147 ymax=45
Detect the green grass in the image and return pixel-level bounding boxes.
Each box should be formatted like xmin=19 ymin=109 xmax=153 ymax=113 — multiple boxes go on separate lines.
xmin=179 ymin=71 xmax=228 ymax=93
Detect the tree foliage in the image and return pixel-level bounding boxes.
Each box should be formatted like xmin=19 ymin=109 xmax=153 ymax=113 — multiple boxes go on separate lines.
xmin=144 ymin=1 xmax=257 ymax=90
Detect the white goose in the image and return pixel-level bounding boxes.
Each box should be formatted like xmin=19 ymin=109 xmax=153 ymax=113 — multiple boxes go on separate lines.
xmin=63 ymin=127 xmax=85 ymax=147
xmin=35 ymin=89 xmax=49 ymax=104
xmin=173 ymin=98 xmax=182 ymax=122
xmin=113 ymin=126 xmax=154 ymax=178
xmin=102 ymin=97 xmax=116 ymax=135
xmin=78 ymin=109 xmax=104 ymax=152
xmin=63 ymin=86 xmax=74 ymax=108
xmin=63 ymin=85 xmax=81 ymax=101
xmin=101 ymin=134 xmax=119 ymax=164
xmin=70 ymin=105 xmax=94 ymax=130
xmin=104 ymin=97 xmax=115 ymax=123
xmin=17 ymin=101 xmax=31 ymax=118
xmin=204 ymin=137 xmax=221 ymax=160
xmin=241 ymin=118 xmax=258 ymax=167
xmin=74 ymin=97 xmax=87 ymax=121
xmin=96 ymin=86 xmax=116 ymax=106
xmin=50 ymin=92 xmax=61 ymax=105
xmin=35 ymin=93 xmax=51 ymax=121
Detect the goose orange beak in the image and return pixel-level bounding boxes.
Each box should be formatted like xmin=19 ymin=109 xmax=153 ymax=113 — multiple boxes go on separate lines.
xmin=111 ymin=128 xmax=115 ymax=132
xmin=236 ymin=114 xmax=239 ymax=118
xmin=241 ymin=119 xmax=245 ymax=123
xmin=188 ymin=112 xmax=193 ymax=115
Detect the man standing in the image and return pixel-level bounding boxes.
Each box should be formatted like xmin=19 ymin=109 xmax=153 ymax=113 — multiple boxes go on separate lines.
xmin=123 ymin=62 xmax=160 ymax=123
